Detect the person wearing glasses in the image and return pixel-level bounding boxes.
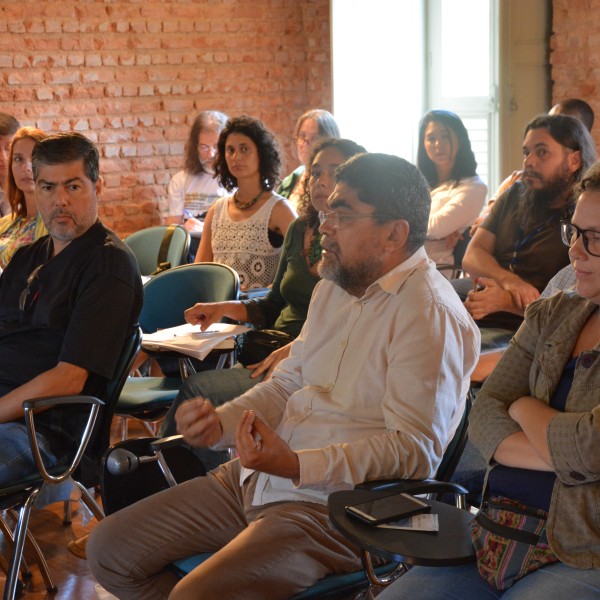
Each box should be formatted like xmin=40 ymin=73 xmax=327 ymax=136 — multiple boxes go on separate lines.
xmin=376 ymin=162 xmax=600 ymax=600
xmin=88 ymin=152 xmax=479 ymax=600
xmin=164 ymin=111 xmax=228 ymax=232
xmin=159 ymin=138 xmax=365 ymax=470
xmin=459 ymin=114 xmax=597 ymax=331
xmin=0 ymin=132 xmax=142 ymax=491
xmin=277 ymin=109 xmax=340 ymax=210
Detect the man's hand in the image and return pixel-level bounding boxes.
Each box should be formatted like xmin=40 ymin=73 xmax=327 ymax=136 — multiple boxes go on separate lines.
xmin=184 ymin=303 xmax=227 ymax=330
xmin=247 ymin=343 xmax=292 ymax=380
xmin=235 ymin=410 xmax=300 ymax=482
xmin=175 ymin=397 xmax=223 ymax=447
xmin=500 ymin=277 xmax=540 ymax=311
xmin=464 ymin=277 xmax=515 ymax=320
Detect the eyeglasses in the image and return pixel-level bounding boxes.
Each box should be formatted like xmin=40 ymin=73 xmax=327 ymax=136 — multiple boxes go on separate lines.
xmin=561 ymin=220 xmax=600 ymax=257
xmin=198 ymin=144 xmax=218 ymax=155
xmin=318 ymin=210 xmax=395 ymax=229
xmin=295 ymin=135 xmax=318 ymax=147
xmin=19 ymin=264 xmax=43 ymax=312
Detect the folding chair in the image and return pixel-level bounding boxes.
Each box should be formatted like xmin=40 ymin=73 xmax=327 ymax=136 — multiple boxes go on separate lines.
xmin=116 ymin=263 xmax=240 ymax=438
xmin=0 ymin=327 xmax=141 ymax=600
xmin=124 ymin=225 xmax=191 ymax=276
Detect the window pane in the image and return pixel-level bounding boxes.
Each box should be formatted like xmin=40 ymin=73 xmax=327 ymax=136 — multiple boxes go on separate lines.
xmin=441 ymin=0 xmax=490 ymax=97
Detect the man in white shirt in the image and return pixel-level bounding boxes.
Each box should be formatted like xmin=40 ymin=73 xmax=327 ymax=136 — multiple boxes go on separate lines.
xmin=89 ymin=153 xmax=480 ymax=600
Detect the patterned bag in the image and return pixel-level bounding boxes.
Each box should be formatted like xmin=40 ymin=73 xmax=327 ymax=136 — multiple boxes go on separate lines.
xmin=469 ymin=496 xmax=559 ymax=590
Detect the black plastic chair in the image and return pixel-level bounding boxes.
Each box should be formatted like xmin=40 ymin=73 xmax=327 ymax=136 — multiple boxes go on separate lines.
xmin=0 ymin=327 xmax=141 ymax=600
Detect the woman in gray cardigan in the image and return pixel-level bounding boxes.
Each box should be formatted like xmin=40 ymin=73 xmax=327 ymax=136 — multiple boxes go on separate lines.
xmin=377 ymin=163 xmax=600 ymax=599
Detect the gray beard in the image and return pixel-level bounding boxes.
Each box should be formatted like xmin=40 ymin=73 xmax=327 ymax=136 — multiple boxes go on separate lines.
xmin=318 ymin=254 xmax=383 ymax=297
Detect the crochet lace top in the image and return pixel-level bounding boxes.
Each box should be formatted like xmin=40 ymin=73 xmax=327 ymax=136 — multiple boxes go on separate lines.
xmin=211 ymin=194 xmax=284 ymax=290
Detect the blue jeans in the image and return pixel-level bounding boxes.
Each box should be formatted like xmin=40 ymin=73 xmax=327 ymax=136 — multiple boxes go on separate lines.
xmin=0 ymin=422 xmax=73 ymax=506
xmin=160 ymin=364 xmax=263 ymax=471
xmin=376 ymin=562 xmax=600 ymax=600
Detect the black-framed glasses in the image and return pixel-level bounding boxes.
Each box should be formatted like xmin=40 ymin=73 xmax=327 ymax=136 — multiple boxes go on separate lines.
xmin=318 ymin=210 xmax=395 ymax=229
xmin=19 ymin=264 xmax=43 ymax=312
xmin=561 ymin=220 xmax=600 ymax=257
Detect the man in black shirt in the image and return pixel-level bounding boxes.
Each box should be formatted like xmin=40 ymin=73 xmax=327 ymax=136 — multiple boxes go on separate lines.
xmin=0 ymin=132 xmax=142 ymax=485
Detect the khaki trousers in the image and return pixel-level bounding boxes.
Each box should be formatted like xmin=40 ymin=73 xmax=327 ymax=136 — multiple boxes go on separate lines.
xmin=88 ymin=460 xmax=362 ymax=600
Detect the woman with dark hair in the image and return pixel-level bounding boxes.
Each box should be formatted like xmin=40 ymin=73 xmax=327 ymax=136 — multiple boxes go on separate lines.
xmin=165 ymin=110 xmax=228 ymax=229
xmin=376 ymin=161 xmax=600 ymax=600
xmin=417 ymin=109 xmax=487 ymax=268
xmin=195 ymin=115 xmax=296 ymax=290
xmin=164 ymin=138 xmax=366 ymax=469
xmin=277 ymin=109 xmax=341 ymax=210
xmin=0 ymin=127 xmax=47 ymax=269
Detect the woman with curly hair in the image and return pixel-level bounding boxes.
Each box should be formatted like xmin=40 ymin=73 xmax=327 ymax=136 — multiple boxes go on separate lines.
xmin=195 ymin=115 xmax=296 ymax=290
xmin=417 ymin=109 xmax=487 ymax=269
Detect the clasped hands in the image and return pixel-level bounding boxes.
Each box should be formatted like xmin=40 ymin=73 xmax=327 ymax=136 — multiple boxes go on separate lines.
xmin=465 ymin=275 xmax=540 ymax=320
xmin=174 ymin=397 xmax=300 ymax=481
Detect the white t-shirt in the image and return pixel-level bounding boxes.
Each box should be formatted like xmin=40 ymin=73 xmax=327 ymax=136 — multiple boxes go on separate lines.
xmin=166 ymin=170 xmax=226 ymax=220
xmin=425 ymin=175 xmax=487 ymax=266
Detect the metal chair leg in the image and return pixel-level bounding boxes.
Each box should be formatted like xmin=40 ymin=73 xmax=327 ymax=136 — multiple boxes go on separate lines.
xmin=63 ymin=499 xmax=73 ymax=524
xmin=72 ymin=481 xmax=105 ymax=522
xmin=4 ymin=489 xmax=58 ymax=600
xmin=3 ymin=508 xmax=56 ymax=594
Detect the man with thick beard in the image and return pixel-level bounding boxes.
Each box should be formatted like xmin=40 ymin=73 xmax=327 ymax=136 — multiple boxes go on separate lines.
xmin=88 ymin=153 xmax=480 ymax=600
xmin=461 ymin=113 xmax=596 ymax=330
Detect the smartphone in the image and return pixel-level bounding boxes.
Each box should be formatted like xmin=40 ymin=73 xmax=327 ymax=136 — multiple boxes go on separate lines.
xmin=345 ymin=492 xmax=431 ymax=525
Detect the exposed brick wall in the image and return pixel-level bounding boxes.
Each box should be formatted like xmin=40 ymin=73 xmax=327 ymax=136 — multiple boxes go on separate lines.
xmin=0 ymin=0 xmax=332 ymax=236
xmin=550 ymin=0 xmax=600 ymax=146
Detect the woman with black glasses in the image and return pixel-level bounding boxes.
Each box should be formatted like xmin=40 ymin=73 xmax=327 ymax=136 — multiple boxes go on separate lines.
xmin=377 ymin=162 xmax=600 ymax=600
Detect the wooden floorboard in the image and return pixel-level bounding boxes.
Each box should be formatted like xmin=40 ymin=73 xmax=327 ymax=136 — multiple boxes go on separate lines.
xmin=0 ymin=418 xmax=151 ymax=599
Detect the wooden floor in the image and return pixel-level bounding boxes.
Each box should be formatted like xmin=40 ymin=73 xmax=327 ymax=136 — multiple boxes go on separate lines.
xmin=0 ymin=419 xmax=149 ymax=599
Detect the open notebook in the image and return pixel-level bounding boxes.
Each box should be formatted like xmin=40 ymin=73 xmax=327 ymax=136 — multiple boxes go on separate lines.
xmin=142 ymin=323 xmax=249 ymax=360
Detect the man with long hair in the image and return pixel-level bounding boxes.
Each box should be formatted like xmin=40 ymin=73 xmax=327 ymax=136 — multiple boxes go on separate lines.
xmin=461 ymin=113 xmax=597 ymax=330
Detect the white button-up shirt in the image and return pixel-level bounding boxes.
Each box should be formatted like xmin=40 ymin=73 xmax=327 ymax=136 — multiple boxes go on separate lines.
xmin=216 ymin=247 xmax=480 ymax=506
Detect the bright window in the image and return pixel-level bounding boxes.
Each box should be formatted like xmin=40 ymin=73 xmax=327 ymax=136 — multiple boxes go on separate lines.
xmin=332 ymin=0 xmax=498 ymax=191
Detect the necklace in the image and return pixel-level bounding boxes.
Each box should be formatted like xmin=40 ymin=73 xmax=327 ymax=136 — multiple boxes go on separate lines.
xmin=234 ymin=190 xmax=263 ymax=210
xmin=305 ymin=229 xmax=322 ymax=267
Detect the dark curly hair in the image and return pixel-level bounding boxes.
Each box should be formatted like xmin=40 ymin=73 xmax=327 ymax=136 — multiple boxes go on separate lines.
xmin=417 ymin=109 xmax=478 ymax=188
xmin=214 ymin=116 xmax=281 ymax=192
xmin=298 ymin=138 xmax=367 ymax=229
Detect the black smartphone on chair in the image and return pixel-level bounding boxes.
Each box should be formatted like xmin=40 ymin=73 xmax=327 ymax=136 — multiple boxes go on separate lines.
xmin=345 ymin=492 xmax=431 ymax=526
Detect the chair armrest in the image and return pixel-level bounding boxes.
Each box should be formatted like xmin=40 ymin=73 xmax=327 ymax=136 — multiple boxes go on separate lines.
xmin=24 ymin=395 xmax=103 ymax=485
xmin=150 ymin=434 xmax=186 ymax=452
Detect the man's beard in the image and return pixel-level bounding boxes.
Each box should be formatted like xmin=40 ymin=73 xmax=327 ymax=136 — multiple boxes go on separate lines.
xmin=318 ymin=252 xmax=384 ymax=297
xmin=519 ymin=165 xmax=575 ymax=230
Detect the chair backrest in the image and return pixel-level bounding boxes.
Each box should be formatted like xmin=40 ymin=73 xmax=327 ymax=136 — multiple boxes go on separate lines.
xmin=452 ymin=228 xmax=471 ymax=269
xmin=76 ymin=327 xmax=142 ymax=486
xmin=124 ymin=225 xmax=191 ymax=276
xmin=139 ymin=262 xmax=240 ymax=333
xmin=435 ymin=392 xmax=473 ymax=482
